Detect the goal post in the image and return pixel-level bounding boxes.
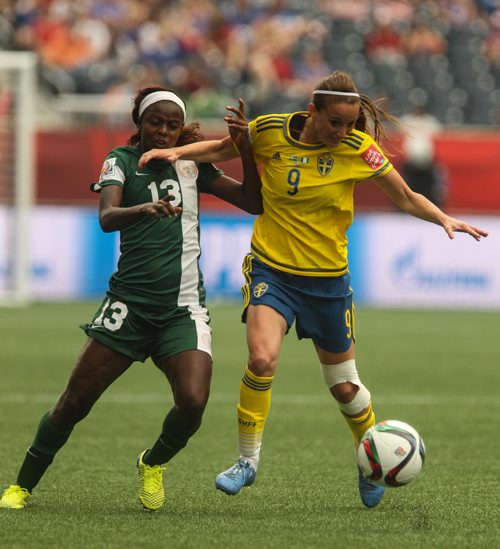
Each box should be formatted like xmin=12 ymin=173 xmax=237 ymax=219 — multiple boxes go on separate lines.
xmin=0 ymin=51 xmax=36 ymax=305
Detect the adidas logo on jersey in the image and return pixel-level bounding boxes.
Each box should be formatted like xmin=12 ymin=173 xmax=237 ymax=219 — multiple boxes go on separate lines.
xmin=272 ymin=152 xmax=281 ymax=160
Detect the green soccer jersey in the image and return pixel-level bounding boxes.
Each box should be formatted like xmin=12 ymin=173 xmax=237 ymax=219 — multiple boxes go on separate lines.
xmin=93 ymin=146 xmax=223 ymax=313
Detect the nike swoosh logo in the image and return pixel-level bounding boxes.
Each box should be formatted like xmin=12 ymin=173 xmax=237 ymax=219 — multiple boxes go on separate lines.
xmin=135 ymin=171 xmax=149 ymax=176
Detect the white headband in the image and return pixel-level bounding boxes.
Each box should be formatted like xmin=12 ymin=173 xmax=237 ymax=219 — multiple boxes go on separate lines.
xmin=138 ymin=91 xmax=186 ymax=120
xmin=313 ymin=90 xmax=360 ymax=98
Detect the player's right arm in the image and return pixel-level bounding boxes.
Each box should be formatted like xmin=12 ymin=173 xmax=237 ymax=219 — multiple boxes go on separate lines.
xmin=138 ymin=136 xmax=239 ymax=167
xmin=208 ymin=99 xmax=263 ymax=214
xmin=98 ymin=185 xmax=181 ymax=232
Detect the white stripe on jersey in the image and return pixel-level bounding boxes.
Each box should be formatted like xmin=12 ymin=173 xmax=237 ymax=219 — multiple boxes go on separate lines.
xmin=174 ymin=160 xmax=212 ymax=356
xmin=175 ymin=160 xmax=203 ymax=307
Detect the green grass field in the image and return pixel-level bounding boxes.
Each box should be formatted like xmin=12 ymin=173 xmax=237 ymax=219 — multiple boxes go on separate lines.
xmin=0 ymin=302 xmax=498 ymax=548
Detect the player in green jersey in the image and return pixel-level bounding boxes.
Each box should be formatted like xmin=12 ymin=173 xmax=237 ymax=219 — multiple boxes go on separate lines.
xmin=0 ymin=87 xmax=262 ymax=512
xmin=138 ymin=70 xmax=488 ymax=509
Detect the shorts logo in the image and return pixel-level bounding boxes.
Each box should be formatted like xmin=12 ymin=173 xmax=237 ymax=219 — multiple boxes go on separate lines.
xmin=100 ymin=157 xmax=116 ymax=178
xmin=253 ymin=282 xmax=268 ymax=298
xmin=177 ymin=161 xmax=198 ymax=178
xmin=317 ymin=153 xmax=334 ymax=176
xmin=361 ymin=144 xmax=385 ymax=170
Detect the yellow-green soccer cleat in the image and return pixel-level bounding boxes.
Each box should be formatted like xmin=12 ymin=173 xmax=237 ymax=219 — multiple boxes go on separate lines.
xmin=0 ymin=485 xmax=31 ymax=509
xmin=137 ymin=450 xmax=165 ymax=511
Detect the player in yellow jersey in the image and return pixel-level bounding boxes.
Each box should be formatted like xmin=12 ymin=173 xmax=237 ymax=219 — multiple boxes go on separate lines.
xmin=139 ymin=70 xmax=488 ymax=508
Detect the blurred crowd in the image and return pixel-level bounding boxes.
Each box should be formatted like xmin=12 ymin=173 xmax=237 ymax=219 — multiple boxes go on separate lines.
xmin=1 ymin=0 xmax=500 ymax=123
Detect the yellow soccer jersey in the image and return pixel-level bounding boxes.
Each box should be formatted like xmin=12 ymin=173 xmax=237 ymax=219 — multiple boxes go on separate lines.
xmin=248 ymin=112 xmax=393 ymax=277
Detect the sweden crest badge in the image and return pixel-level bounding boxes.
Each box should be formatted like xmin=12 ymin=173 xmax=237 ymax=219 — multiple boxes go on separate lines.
xmin=317 ymin=153 xmax=334 ymax=176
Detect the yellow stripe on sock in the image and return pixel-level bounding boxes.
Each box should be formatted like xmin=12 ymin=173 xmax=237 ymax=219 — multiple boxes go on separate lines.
xmin=341 ymin=401 xmax=376 ymax=446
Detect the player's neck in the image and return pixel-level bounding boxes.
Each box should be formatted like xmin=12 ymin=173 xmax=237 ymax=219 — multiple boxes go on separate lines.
xmin=299 ymin=117 xmax=321 ymax=145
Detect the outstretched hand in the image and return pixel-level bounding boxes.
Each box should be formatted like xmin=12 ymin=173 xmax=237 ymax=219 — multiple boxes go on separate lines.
xmin=138 ymin=148 xmax=179 ymax=168
xmin=224 ymin=98 xmax=250 ymax=149
xmin=442 ymin=216 xmax=489 ymax=241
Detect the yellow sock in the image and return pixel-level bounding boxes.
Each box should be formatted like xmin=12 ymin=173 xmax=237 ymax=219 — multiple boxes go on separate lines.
xmin=237 ymin=366 xmax=273 ymax=469
xmin=341 ymin=401 xmax=376 ymax=446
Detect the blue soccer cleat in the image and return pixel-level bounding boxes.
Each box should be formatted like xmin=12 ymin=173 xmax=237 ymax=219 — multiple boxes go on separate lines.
xmin=215 ymin=459 xmax=256 ymax=495
xmin=358 ymin=466 xmax=385 ymax=508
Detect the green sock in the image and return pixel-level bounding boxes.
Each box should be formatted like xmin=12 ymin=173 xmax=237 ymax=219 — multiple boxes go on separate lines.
xmin=17 ymin=411 xmax=73 ymax=492
xmin=144 ymin=408 xmax=201 ymax=466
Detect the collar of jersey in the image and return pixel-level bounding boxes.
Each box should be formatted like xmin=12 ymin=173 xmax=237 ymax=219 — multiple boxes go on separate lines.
xmin=283 ymin=112 xmax=328 ymax=150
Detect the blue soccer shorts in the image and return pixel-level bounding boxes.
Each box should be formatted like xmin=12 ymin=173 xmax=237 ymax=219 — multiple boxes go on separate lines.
xmin=241 ymin=254 xmax=355 ymax=353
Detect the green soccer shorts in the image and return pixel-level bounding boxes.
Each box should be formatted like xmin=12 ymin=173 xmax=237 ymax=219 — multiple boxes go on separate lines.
xmin=82 ymin=296 xmax=212 ymax=364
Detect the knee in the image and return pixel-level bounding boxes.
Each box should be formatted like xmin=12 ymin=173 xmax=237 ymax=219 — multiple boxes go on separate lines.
xmin=320 ymin=360 xmax=371 ymax=415
xmin=247 ymin=352 xmax=277 ymax=377
xmin=175 ymin=388 xmax=209 ymax=422
xmin=330 ymin=381 xmax=359 ymax=404
xmin=332 ymin=382 xmax=371 ymax=416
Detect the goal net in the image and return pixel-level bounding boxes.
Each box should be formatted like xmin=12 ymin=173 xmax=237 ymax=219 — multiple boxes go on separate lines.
xmin=0 ymin=51 xmax=36 ymax=305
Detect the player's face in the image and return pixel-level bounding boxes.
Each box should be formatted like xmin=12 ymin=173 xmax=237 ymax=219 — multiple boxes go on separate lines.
xmin=313 ymin=101 xmax=360 ymax=147
xmin=139 ymin=101 xmax=184 ymax=152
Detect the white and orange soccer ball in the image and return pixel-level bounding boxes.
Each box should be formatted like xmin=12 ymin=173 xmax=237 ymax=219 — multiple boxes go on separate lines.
xmin=356 ymin=420 xmax=426 ymax=487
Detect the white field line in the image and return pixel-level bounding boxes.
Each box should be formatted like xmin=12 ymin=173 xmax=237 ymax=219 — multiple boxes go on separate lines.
xmin=0 ymin=393 xmax=497 ymax=406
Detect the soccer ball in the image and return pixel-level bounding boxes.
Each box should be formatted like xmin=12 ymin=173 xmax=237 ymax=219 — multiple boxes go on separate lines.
xmin=356 ymin=420 xmax=426 ymax=487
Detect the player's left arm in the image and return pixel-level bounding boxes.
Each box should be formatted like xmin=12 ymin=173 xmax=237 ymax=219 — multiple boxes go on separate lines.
xmin=375 ymin=168 xmax=489 ymax=241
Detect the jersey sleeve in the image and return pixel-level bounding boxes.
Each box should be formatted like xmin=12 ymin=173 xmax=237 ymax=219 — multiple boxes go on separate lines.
xmin=90 ymin=150 xmax=128 ymax=193
xmin=248 ymin=116 xmax=277 ymax=166
xmin=197 ymin=162 xmax=224 ymax=194
xmin=354 ymin=134 xmax=393 ymax=182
